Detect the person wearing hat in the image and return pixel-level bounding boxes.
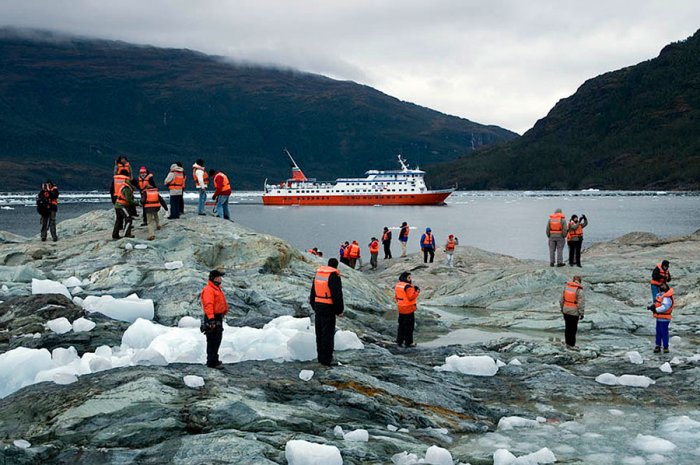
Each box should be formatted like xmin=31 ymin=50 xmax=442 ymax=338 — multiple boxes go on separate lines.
xmin=137 ymin=166 xmax=154 ymax=226
xmin=112 ymin=173 xmax=136 ymax=240
xmin=36 ymin=180 xmax=59 ymax=242
xmin=420 ymin=227 xmax=436 ymax=264
xmin=368 ymin=237 xmax=380 ymax=270
xmin=399 ymin=222 xmax=409 ymax=257
xmin=395 ymin=271 xmax=420 ymax=347
xmin=201 ymin=269 xmax=229 ymax=369
xmin=559 ymin=276 xmax=585 ymax=349
xmin=382 ymin=226 xmax=392 ymax=259
xmin=309 ymin=258 xmax=344 ymax=366
xmin=649 ymin=260 xmax=672 ymax=303
xmin=444 ymin=234 xmax=458 ymax=267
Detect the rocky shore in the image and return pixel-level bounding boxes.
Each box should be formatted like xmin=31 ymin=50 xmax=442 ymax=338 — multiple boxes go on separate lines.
xmin=1 ymin=210 xmax=699 ymax=464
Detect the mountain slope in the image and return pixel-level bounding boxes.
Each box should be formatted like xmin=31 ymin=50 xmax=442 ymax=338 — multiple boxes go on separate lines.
xmin=429 ymin=30 xmax=700 ymax=190
xmin=0 ymin=29 xmax=517 ymax=191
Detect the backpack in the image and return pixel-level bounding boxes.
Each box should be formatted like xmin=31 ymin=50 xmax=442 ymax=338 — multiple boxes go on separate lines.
xmin=36 ymin=190 xmax=51 ymax=214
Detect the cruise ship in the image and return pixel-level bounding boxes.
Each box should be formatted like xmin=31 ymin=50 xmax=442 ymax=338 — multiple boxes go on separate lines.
xmin=262 ymin=150 xmax=453 ymax=206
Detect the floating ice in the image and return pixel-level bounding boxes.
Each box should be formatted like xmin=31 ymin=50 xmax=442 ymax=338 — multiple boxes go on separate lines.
xmin=424 ymin=445 xmax=452 ymax=464
xmin=0 ymin=347 xmax=55 ymax=398
xmin=285 ymin=439 xmax=342 ymax=465
xmin=626 ymin=351 xmax=644 ymax=364
xmin=178 ymin=316 xmax=201 ymax=328
xmin=183 ymin=375 xmax=205 ymax=388
xmin=13 ymin=439 xmax=31 ymax=449
xmin=632 ymin=434 xmax=676 ymax=453
xmin=595 ymin=373 xmax=655 ymax=388
xmin=32 ymin=278 xmax=71 ymax=299
xmin=62 ymin=277 xmax=82 ymax=288
xmin=660 ymin=362 xmax=672 ymax=373
xmin=343 ymin=429 xmax=369 ymax=442
xmin=83 ymin=294 xmax=154 ymax=322
xmin=299 ymin=369 xmax=314 ymax=381
xmin=72 ymin=317 xmax=96 ymax=333
xmin=494 ymin=447 xmax=556 ymax=465
xmin=436 ymin=355 xmax=499 ymax=376
xmin=164 ymin=260 xmax=183 ymax=270
xmin=46 ymin=317 xmax=72 ymax=334
xmin=497 ymin=416 xmax=540 ymax=431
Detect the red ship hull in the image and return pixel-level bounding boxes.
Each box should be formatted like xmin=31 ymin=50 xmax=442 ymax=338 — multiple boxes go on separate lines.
xmin=262 ymin=190 xmax=452 ymax=206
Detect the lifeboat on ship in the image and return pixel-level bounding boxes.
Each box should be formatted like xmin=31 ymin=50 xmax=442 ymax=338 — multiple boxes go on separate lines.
xmin=262 ymin=150 xmax=454 ymax=206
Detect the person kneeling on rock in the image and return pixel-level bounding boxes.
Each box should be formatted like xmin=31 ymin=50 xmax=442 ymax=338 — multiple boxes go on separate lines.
xmin=310 ymin=258 xmax=344 ymax=366
xmin=560 ymin=275 xmax=585 ymax=349
xmin=395 ymin=271 xmax=420 ymax=348
xmin=201 ymin=269 xmax=228 ymax=369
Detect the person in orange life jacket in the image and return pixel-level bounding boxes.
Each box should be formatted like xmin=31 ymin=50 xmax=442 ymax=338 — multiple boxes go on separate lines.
xmin=307 ymin=247 xmax=322 ymax=256
xmin=137 ymin=166 xmax=154 ymax=226
xmin=192 ymin=159 xmax=208 ymax=216
xmin=209 ymin=169 xmax=232 ymax=220
xmin=546 ymin=208 xmax=567 ymax=267
xmin=369 ymin=237 xmax=380 ymax=270
xmin=395 ymin=271 xmax=420 ymax=347
xmin=339 ymin=242 xmax=350 ymax=266
xmin=201 ymin=269 xmax=229 ymax=369
xmin=444 ymin=234 xmax=458 ymax=268
xmin=649 ymin=260 xmax=671 ymax=303
xmin=175 ymin=161 xmax=186 ymax=214
xmin=36 ymin=180 xmax=59 ymax=242
xmin=420 ymin=227 xmax=436 ymax=263
xmin=113 ymin=155 xmax=132 ymax=178
xmin=140 ymin=178 xmax=168 ymax=240
xmin=399 ymin=222 xmax=409 ymax=257
xmin=647 ymin=282 xmax=674 ymax=353
xmin=112 ymin=175 xmax=136 ymax=240
xmin=559 ymin=276 xmax=585 ymax=349
xmin=566 ymin=214 xmax=588 ymax=267
xmin=164 ymin=163 xmax=185 ymax=219
xmin=382 ymin=226 xmax=392 ymax=259
xmin=110 ymin=168 xmax=131 ymax=205
xmin=346 ymin=240 xmax=361 ymax=269
xmin=309 ymin=258 xmax=344 ymax=366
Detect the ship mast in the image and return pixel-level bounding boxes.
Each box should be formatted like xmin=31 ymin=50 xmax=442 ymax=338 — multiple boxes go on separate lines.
xmin=284 ymin=148 xmax=301 ymax=170
xmin=397 ymin=154 xmax=410 ymax=172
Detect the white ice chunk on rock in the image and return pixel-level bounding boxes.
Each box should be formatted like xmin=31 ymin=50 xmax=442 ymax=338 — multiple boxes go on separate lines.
xmin=424 ymin=445 xmax=452 ymax=464
xmin=124 ymin=243 xmax=133 ymax=251
xmin=134 ymin=244 xmax=147 ymax=250
xmin=178 ymin=316 xmax=201 ymax=328
xmin=46 ymin=317 xmax=72 ymax=334
xmin=343 ymin=429 xmax=369 ymax=442
xmin=122 ymin=318 xmax=170 ymax=348
xmin=164 ymin=260 xmax=183 ymax=270
xmin=596 ymin=373 xmax=655 ymax=388
xmin=436 ymin=355 xmax=499 ymax=376
xmin=183 ymin=375 xmax=205 ymax=388
xmin=595 ymin=373 xmax=619 ymax=385
xmin=72 ymin=296 xmax=84 ymax=307
xmin=387 ymin=424 xmax=399 ymax=431
xmin=70 ymin=286 xmax=84 ymax=295
xmin=335 ymin=330 xmax=364 ymax=350
xmin=32 ymin=278 xmax=71 ymax=299
xmin=299 ymin=369 xmax=314 ymax=381
xmin=287 ymin=331 xmax=317 ymax=361
xmin=53 ymin=372 xmax=78 ymax=385
xmin=626 ymin=351 xmax=644 ymax=364
xmin=132 ymin=348 xmax=168 ymax=366
xmin=285 ymin=439 xmax=342 ymax=465
xmin=83 ymin=294 xmax=154 ymax=322
xmin=62 ymin=277 xmax=82 ymax=288
xmin=333 ymin=425 xmax=344 ymax=438
xmin=497 ymin=416 xmax=540 ymax=430
xmin=89 ymin=356 xmax=112 ymax=372
xmin=632 ymin=434 xmax=677 ymax=453
xmin=494 ymin=447 xmax=556 ymax=465
xmin=660 ymin=362 xmax=672 ymax=373
xmin=52 ymin=346 xmax=79 ymax=366
xmin=509 ymin=358 xmax=522 ymax=366
xmin=72 ymin=317 xmax=96 ymax=333
xmin=13 ymin=439 xmax=31 ymax=449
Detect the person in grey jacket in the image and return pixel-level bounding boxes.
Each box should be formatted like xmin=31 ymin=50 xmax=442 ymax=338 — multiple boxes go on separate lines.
xmin=164 ymin=163 xmax=185 ymax=219
xmin=546 ymin=208 xmax=567 ymax=267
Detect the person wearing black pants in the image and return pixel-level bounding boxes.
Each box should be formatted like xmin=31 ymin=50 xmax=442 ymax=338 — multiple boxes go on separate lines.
xmin=560 ymin=276 xmax=585 ymax=349
xmin=566 ymin=214 xmax=587 ymax=267
xmin=395 ymin=271 xmax=421 ymax=347
xmin=310 ymin=258 xmax=344 ymax=366
xmin=382 ymin=227 xmax=392 ymax=259
xmin=201 ymin=269 xmax=229 ymax=369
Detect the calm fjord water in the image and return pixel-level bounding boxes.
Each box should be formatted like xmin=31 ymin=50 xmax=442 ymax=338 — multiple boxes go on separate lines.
xmin=1 ymin=191 xmax=699 ymax=261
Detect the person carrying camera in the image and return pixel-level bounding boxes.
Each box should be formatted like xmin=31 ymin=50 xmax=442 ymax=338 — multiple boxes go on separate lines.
xmin=560 ymin=276 xmax=585 ymax=349
xmin=566 ymin=214 xmax=588 ymax=267
xmin=201 ymin=269 xmax=228 ymax=369
xmin=36 ymin=180 xmax=59 ymax=242
xmin=395 ymin=271 xmax=420 ymax=348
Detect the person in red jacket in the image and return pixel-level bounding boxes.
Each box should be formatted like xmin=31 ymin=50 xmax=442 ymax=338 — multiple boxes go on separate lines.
xmin=201 ymin=269 xmax=229 ymax=369
xmin=369 ymin=237 xmax=380 ymax=270
xmin=395 ymin=271 xmax=420 ymax=347
xmin=209 ymin=169 xmax=232 ymax=220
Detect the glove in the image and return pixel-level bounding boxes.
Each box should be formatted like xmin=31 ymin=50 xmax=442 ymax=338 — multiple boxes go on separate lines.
xmin=207 ymin=320 xmax=219 ymax=331
xmin=647 ymin=304 xmax=656 ymax=312
xmin=579 ymin=314 xmax=584 ymax=321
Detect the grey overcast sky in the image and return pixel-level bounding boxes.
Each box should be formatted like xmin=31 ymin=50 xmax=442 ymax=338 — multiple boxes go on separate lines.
xmin=2 ymin=1 xmax=699 ymax=134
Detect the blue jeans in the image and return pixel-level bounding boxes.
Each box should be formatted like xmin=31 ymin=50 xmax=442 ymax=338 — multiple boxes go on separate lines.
xmin=216 ymin=195 xmax=230 ymax=219
xmin=198 ymin=190 xmax=207 ymax=215
xmin=655 ymin=319 xmax=670 ymax=348
xmin=650 ymin=284 xmax=660 ymax=302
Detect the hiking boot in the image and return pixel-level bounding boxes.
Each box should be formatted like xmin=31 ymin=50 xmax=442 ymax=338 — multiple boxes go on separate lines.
xmin=653 ymin=346 xmax=661 ymax=353
xmin=550 ymin=263 xmax=554 ymax=267
xmin=147 ymin=236 xmax=155 ymax=241
xmin=557 ymin=263 xmax=566 ymax=267
xmin=663 ymin=347 xmax=670 ymax=353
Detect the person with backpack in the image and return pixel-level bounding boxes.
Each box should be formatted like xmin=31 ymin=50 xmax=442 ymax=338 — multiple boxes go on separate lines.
xmin=36 ymin=180 xmax=59 ymax=242
xmin=140 ymin=178 xmax=168 ymax=240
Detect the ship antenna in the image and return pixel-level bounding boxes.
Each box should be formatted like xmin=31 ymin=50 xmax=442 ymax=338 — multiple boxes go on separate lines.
xmin=397 ymin=154 xmax=409 ymax=171
xmin=284 ymin=148 xmax=300 ymax=169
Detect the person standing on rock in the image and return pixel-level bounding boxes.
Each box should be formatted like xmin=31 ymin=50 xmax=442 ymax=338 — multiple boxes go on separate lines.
xmin=547 ymin=208 xmax=567 ymax=267
xmin=209 ymin=169 xmax=232 ymax=220
xmin=347 ymin=240 xmax=360 ymax=269
xmin=399 ymin=222 xmax=409 ymax=257
xmin=420 ymin=227 xmax=436 ymax=263
xmin=165 ymin=163 xmax=185 ymax=219
xmin=201 ymin=269 xmax=229 ymax=369
xmin=112 ymin=176 xmax=136 ymax=240
xmin=559 ymin=276 xmax=585 ymax=349
xmin=137 ymin=166 xmax=154 ymax=227
xmin=649 ymin=260 xmax=671 ymax=303
xmin=566 ymin=214 xmax=588 ymax=267
xmin=444 ymin=234 xmax=457 ymax=267
xmin=369 ymin=237 xmax=379 ymax=270
xmin=140 ymin=178 xmax=168 ymax=240
xmin=339 ymin=241 xmax=350 ymax=266
xmin=192 ymin=159 xmax=208 ymax=216
xmin=648 ymin=282 xmax=674 ymax=353
xmin=36 ymin=180 xmax=59 ymax=242
xmin=310 ymin=258 xmax=344 ymax=366
xmin=113 ymin=155 xmax=132 ymax=178
xmin=395 ymin=271 xmax=420 ymax=348
xmin=382 ymin=227 xmax=392 ymax=259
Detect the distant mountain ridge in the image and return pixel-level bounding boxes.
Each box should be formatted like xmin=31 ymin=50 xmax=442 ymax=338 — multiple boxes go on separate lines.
xmin=429 ymin=29 xmax=700 ymax=190
xmin=0 ymin=28 xmax=517 ymax=191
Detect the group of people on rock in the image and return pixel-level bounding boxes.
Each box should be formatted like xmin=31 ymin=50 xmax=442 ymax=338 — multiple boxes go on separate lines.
xmin=546 ymin=208 xmax=589 ymax=267
xmin=108 ymin=156 xmax=232 ymax=240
